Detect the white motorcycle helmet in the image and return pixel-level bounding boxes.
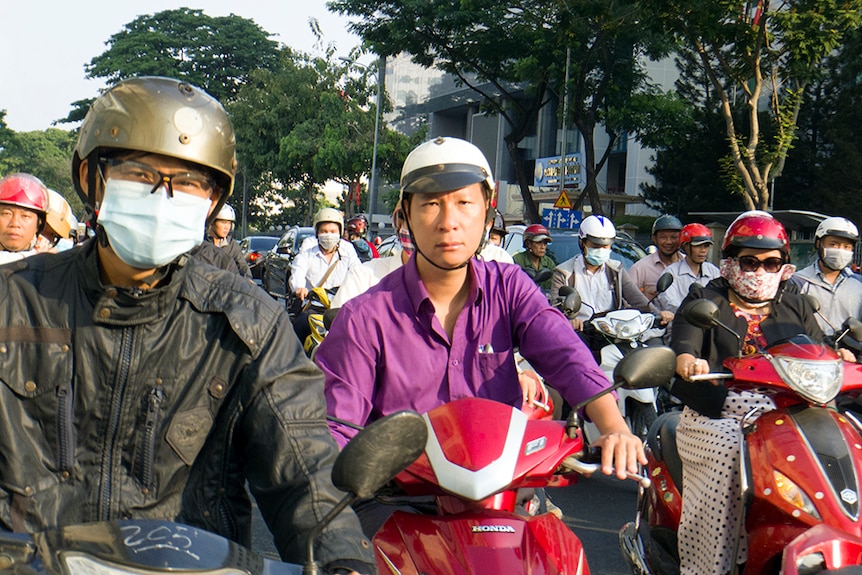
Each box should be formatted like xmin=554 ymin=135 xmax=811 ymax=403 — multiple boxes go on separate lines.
xmin=399 ymin=136 xmax=495 ymax=200
xmin=214 ymin=204 xmax=236 ymax=223
xmin=578 ymin=215 xmax=616 ymax=246
xmin=815 ymin=216 xmax=859 ymax=244
xmin=313 ymin=207 xmax=344 ymax=236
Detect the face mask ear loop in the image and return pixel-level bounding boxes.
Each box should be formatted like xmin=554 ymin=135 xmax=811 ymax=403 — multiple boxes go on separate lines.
xmin=87 ymin=151 xmax=110 ymax=248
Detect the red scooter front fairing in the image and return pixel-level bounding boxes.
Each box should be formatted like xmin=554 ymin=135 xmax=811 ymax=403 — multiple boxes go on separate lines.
xmin=621 ymin=338 xmax=862 ymax=575
xmin=374 ymin=398 xmax=596 ymax=575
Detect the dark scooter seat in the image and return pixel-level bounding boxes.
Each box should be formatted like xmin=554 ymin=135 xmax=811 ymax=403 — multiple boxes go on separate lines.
xmin=646 ymin=411 xmax=683 ymax=492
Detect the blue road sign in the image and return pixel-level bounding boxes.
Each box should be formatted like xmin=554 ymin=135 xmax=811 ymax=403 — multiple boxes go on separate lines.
xmin=542 ymin=208 xmax=582 ymax=230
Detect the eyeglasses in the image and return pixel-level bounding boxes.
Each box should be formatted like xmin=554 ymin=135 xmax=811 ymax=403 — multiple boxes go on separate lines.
xmin=100 ymin=158 xmax=216 ymax=200
xmin=735 ymin=255 xmax=785 ymax=273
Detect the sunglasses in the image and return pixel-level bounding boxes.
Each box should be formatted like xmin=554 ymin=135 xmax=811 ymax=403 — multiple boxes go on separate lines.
xmin=735 ymin=255 xmax=785 ymax=273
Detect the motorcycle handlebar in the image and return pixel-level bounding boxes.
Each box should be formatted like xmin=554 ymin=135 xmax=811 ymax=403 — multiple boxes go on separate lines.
xmin=559 ymin=456 xmax=652 ymax=489
xmin=688 ymin=373 xmax=733 ymax=382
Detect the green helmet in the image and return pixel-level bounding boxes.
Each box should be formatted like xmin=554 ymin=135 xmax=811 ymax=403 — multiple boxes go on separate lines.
xmin=72 ymin=76 xmax=237 ymax=216
xmin=651 ymin=215 xmax=683 ymax=235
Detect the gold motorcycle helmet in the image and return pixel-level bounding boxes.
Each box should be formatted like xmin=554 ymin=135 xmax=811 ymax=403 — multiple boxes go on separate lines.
xmin=72 ymin=76 xmax=237 ymax=221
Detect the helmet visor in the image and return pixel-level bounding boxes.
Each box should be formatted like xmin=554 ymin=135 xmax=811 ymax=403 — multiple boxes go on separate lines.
xmin=401 ymin=163 xmax=489 ymax=195
xmin=586 ymin=235 xmax=614 ymax=246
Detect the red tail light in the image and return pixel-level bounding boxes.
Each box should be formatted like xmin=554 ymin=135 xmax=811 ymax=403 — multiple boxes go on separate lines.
xmin=249 ymin=252 xmax=262 ymax=263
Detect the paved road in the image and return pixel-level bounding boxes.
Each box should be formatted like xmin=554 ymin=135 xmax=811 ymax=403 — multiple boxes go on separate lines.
xmin=250 ymin=470 xmax=640 ymax=574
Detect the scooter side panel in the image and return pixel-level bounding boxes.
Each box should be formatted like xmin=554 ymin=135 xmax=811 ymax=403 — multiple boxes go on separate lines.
xmin=373 ymin=510 xmax=589 ymax=575
xmin=745 ymin=408 xmax=862 ymax=574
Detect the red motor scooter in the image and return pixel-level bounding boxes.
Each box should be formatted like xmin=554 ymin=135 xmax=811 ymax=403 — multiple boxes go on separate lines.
xmin=371 ymin=346 xmax=676 ymax=575
xmin=619 ymin=298 xmax=862 ymax=575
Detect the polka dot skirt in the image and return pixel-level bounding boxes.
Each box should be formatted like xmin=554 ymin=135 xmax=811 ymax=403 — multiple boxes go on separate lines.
xmin=676 ymin=391 xmax=775 ymax=575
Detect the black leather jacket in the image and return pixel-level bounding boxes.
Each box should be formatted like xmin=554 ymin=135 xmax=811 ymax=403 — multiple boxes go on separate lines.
xmin=0 ymin=240 xmax=373 ymax=572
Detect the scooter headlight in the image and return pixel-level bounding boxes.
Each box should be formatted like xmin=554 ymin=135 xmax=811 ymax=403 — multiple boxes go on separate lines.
xmin=773 ymin=470 xmax=821 ymax=520
xmin=615 ymin=318 xmax=645 ymax=339
xmin=771 ymin=356 xmax=843 ymax=405
xmin=594 ymin=313 xmax=652 ymax=340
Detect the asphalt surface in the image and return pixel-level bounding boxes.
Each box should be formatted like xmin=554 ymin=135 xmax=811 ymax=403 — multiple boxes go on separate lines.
xmin=250 ymin=469 xmax=640 ymax=574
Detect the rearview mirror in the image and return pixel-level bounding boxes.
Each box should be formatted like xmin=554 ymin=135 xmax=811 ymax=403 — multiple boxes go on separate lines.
xmin=613 ymin=346 xmax=676 ymax=390
xmin=331 ymin=410 xmax=427 ymax=499
xmin=683 ymin=299 xmax=720 ymax=330
xmin=801 ymin=294 xmax=821 ymax=313
xmin=533 ymin=268 xmax=553 ymax=284
xmin=844 ymin=317 xmax=862 ymax=343
xmin=557 ymin=286 xmax=581 ymax=314
xmin=656 ymin=272 xmax=674 ymax=294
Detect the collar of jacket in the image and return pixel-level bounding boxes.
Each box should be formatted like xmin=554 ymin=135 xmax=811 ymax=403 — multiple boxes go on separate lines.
xmin=79 ymin=240 xmax=190 ymax=327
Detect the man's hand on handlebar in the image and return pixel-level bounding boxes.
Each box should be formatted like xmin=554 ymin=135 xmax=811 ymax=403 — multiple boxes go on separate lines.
xmin=585 ymin=394 xmax=647 ymax=479
xmin=570 ymin=318 xmax=584 ymax=331
xmin=518 ymin=369 xmax=549 ymax=409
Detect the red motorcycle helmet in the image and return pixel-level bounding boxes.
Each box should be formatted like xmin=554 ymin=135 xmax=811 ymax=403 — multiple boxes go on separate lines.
xmin=721 ymin=210 xmax=789 ymax=258
xmin=679 ymin=223 xmax=713 ymax=246
xmin=346 ymin=215 xmax=368 ymax=237
xmin=0 ymin=173 xmax=49 ymax=215
xmin=523 ymin=224 xmax=552 ymax=244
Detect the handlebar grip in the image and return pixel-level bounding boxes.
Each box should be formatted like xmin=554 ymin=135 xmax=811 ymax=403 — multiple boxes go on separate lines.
xmin=559 ymin=456 xmax=652 ymax=488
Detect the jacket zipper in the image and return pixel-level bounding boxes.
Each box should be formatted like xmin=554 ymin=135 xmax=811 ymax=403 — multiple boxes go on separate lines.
xmin=217 ymin=412 xmax=241 ymax=541
xmin=56 ymin=383 xmax=74 ymax=472
xmin=139 ymin=385 xmax=164 ymax=492
xmin=98 ymin=326 xmax=134 ymax=520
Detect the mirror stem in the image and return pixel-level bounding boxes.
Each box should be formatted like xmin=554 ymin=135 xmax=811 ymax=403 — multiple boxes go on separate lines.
xmin=303 ymin=493 xmax=358 ymax=575
xmin=566 ymin=383 xmax=622 ymax=438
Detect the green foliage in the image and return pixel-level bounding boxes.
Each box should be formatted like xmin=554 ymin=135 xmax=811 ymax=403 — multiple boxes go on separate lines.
xmin=328 ymin=0 xmax=674 ymax=221
xmin=778 ymin=26 xmax=862 ymax=222
xmin=0 ymin=126 xmax=81 ymax=215
xmin=641 ymin=106 xmax=742 ymax=215
xmin=641 ymin=0 xmax=862 ymax=209
xmin=83 ymin=8 xmax=279 ymax=103
xmin=228 ymin=48 xmax=411 ymax=230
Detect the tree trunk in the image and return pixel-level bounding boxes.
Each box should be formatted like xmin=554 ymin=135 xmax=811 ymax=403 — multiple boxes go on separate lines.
xmin=578 ymin=125 xmax=604 ymax=216
xmin=506 ymin=140 xmax=541 ymax=223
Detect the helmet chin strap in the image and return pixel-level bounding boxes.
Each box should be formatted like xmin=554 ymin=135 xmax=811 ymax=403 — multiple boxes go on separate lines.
xmin=411 ymin=232 xmax=473 ymax=271
xmin=405 ymin=219 xmax=474 ymax=272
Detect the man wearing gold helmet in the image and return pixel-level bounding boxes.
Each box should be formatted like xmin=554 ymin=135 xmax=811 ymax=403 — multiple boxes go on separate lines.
xmin=0 ymin=77 xmax=373 ymax=574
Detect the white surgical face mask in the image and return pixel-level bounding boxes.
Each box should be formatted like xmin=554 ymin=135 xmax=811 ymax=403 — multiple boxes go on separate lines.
xmin=821 ymin=247 xmax=853 ymax=271
xmin=585 ymin=246 xmax=611 ymax=266
xmin=97 ymin=179 xmax=209 ymax=269
xmin=317 ymin=232 xmax=340 ymax=252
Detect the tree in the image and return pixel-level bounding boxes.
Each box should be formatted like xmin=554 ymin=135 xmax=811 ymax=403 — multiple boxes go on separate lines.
xmin=0 ymin=124 xmax=81 ymax=214
xmin=58 ymin=8 xmax=279 ymax=124
xmin=228 ymin=48 xmax=412 ymax=230
xmin=643 ymin=0 xmax=862 ymax=210
xmin=328 ymin=0 xmax=672 ymax=221
xmin=778 ymin=27 xmax=862 ymax=222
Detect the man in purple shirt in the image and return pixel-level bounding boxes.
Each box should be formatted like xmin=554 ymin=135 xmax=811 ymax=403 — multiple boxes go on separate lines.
xmin=316 ymin=137 xmax=643 ymax=479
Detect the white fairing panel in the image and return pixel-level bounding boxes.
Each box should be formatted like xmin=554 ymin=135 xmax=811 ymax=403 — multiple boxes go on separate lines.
xmin=423 ymin=409 xmax=527 ymax=501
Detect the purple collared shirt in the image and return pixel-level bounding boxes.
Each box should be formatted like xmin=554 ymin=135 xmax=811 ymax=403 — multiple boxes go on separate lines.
xmin=316 ymin=255 xmax=611 ymax=447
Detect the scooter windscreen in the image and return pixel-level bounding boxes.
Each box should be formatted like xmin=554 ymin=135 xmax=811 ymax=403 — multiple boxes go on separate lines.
xmin=29 ymin=520 xmax=300 ymax=575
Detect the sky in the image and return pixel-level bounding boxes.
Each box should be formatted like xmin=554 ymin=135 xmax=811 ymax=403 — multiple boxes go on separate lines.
xmin=0 ymin=1 xmax=362 ymax=132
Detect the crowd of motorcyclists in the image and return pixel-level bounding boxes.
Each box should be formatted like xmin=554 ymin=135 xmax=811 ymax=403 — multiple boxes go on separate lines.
xmin=5 ymin=73 xmax=862 ymax=575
